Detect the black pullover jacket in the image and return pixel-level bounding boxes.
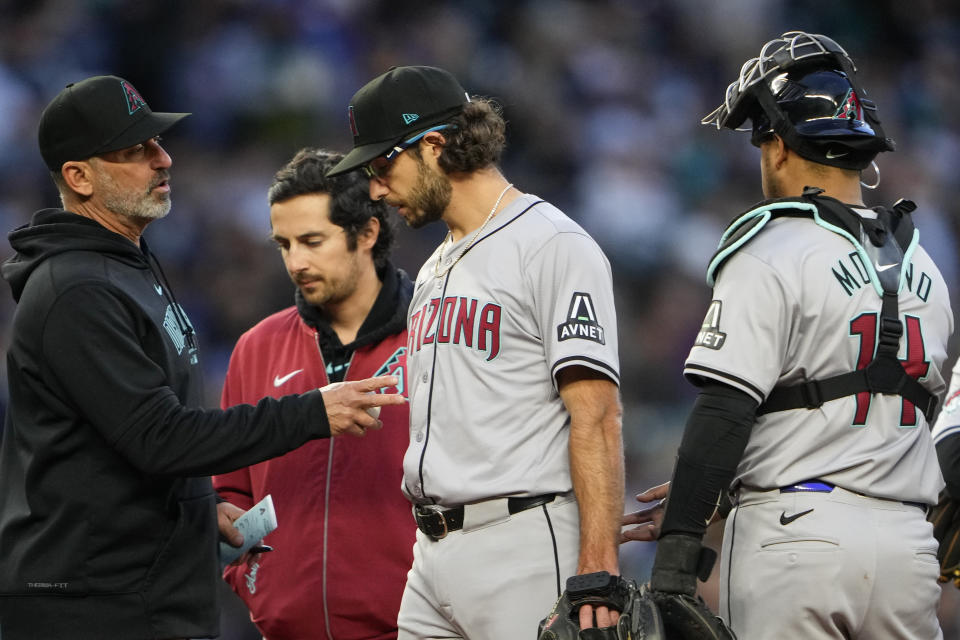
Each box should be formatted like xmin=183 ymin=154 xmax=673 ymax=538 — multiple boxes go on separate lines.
xmin=0 ymin=209 xmax=332 ymax=640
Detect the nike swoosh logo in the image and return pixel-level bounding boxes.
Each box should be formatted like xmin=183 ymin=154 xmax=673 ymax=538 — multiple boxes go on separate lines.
xmin=779 ymin=508 xmax=814 ymax=525
xmin=154 ymin=284 xmax=163 ymax=295
xmin=273 ymin=369 xmax=304 ymax=387
xmin=876 ymin=262 xmax=899 ymax=272
xmin=825 ymin=149 xmax=848 ymax=159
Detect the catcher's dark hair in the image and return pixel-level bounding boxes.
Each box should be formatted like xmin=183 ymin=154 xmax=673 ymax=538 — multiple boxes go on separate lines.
xmin=268 ymin=148 xmax=394 ymax=268
xmin=430 ymin=97 xmax=506 ymax=173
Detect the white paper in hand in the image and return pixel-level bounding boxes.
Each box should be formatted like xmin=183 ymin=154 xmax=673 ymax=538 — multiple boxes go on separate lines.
xmin=219 ymin=494 xmax=278 ymax=568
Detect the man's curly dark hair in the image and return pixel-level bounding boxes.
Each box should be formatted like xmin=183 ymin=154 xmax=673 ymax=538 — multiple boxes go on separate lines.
xmin=268 ymin=148 xmax=394 ymax=269
xmin=435 ymin=97 xmax=507 ymax=174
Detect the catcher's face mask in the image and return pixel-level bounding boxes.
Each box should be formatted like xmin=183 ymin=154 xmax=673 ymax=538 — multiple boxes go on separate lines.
xmin=702 ymin=30 xmax=894 ymax=171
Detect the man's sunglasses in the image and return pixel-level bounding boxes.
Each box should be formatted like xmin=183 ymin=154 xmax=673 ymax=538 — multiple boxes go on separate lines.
xmin=362 ymin=124 xmax=455 ymax=179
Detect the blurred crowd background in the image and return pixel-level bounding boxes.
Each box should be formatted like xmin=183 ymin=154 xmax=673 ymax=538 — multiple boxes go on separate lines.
xmin=2 ymin=0 xmax=960 ymax=636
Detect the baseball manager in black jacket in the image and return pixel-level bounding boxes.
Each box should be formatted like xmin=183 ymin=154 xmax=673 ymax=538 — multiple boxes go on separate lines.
xmin=0 ymin=76 xmax=404 ymax=640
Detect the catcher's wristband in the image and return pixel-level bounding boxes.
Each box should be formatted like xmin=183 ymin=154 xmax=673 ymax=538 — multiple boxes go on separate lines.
xmin=650 ymin=534 xmax=716 ymax=596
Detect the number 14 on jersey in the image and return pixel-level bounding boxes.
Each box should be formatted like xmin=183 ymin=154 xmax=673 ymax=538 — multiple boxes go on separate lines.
xmin=850 ymin=312 xmax=928 ymax=427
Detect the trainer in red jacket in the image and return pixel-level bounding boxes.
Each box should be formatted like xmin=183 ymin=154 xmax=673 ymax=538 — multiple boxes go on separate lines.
xmin=214 ymin=148 xmax=414 ymax=640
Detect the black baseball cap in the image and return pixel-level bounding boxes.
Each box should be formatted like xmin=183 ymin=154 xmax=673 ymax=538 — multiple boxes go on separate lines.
xmin=326 ymin=66 xmax=470 ymax=177
xmin=38 ymin=75 xmax=190 ymax=171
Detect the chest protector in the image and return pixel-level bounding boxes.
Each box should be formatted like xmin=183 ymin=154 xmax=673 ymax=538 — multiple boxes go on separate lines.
xmin=707 ymin=186 xmax=937 ymax=422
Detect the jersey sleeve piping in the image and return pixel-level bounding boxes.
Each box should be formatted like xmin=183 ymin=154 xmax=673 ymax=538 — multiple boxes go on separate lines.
xmin=934 ymin=423 xmax=960 ymax=445
xmin=683 ymin=363 xmax=764 ymax=403
xmin=552 ymin=355 xmax=620 ymax=387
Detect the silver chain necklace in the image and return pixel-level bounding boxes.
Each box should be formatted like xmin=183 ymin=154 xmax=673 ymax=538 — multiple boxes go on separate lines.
xmin=433 ymin=183 xmax=513 ymax=279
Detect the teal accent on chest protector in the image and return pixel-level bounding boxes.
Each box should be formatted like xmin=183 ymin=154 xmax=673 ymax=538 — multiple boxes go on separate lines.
xmin=706 ymin=189 xmax=919 ymax=300
xmin=706 ymin=188 xmax=935 ymax=422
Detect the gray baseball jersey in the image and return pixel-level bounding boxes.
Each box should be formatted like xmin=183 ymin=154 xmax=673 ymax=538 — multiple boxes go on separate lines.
xmin=402 ymin=193 xmax=620 ymax=507
xmin=684 ymin=212 xmax=952 ymax=504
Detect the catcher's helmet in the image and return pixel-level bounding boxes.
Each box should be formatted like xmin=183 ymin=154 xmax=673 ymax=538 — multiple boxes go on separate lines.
xmin=702 ymin=31 xmax=895 ymax=170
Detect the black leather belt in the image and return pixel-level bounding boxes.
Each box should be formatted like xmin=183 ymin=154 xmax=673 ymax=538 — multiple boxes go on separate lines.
xmin=414 ymin=493 xmax=557 ymax=540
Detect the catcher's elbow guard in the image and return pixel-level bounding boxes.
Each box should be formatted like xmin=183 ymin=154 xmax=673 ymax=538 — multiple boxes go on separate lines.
xmin=537 ymin=573 xmax=665 ymax=640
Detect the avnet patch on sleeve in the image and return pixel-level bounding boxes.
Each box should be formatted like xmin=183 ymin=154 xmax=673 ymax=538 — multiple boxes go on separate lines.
xmin=694 ymin=300 xmax=726 ymax=350
xmin=556 ymin=292 xmax=605 ymax=344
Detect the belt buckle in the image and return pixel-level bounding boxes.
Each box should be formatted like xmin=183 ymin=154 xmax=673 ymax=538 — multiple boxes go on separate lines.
xmin=416 ymin=505 xmax=449 ymax=540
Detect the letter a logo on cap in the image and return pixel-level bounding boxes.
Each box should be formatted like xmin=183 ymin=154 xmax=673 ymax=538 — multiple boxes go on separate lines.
xmin=121 ymin=80 xmax=147 ymax=115
xmin=348 ymin=105 xmax=359 ymax=137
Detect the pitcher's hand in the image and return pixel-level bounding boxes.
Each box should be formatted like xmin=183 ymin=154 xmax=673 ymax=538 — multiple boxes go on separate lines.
xmin=621 ymin=482 xmax=669 ymax=543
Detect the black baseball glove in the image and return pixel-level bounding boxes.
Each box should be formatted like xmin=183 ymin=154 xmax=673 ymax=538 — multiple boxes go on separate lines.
xmin=537 ymin=572 xmax=664 ymax=640
xmin=929 ymin=489 xmax=960 ymax=587
xmin=649 ymin=534 xmax=737 ymax=640
xmin=648 ymin=591 xmax=736 ymax=640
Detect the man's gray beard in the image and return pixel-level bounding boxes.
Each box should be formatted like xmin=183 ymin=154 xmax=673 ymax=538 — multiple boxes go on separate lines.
xmin=110 ymin=194 xmax=171 ymax=221
xmin=98 ymin=170 xmax=171 ymax=220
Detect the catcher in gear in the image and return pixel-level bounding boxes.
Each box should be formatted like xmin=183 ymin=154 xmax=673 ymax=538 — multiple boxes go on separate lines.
xmin=622 ymin=31 xmax=950 ymax=640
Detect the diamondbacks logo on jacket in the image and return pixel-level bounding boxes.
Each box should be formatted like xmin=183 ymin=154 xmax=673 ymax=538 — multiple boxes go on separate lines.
xmin=373 ymin=347 xmax=406 ymax=396
xmin=695 ymin=300 xmax=726 ymax=350
xmin=557 ymin=292 xmax=605 ymax=344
